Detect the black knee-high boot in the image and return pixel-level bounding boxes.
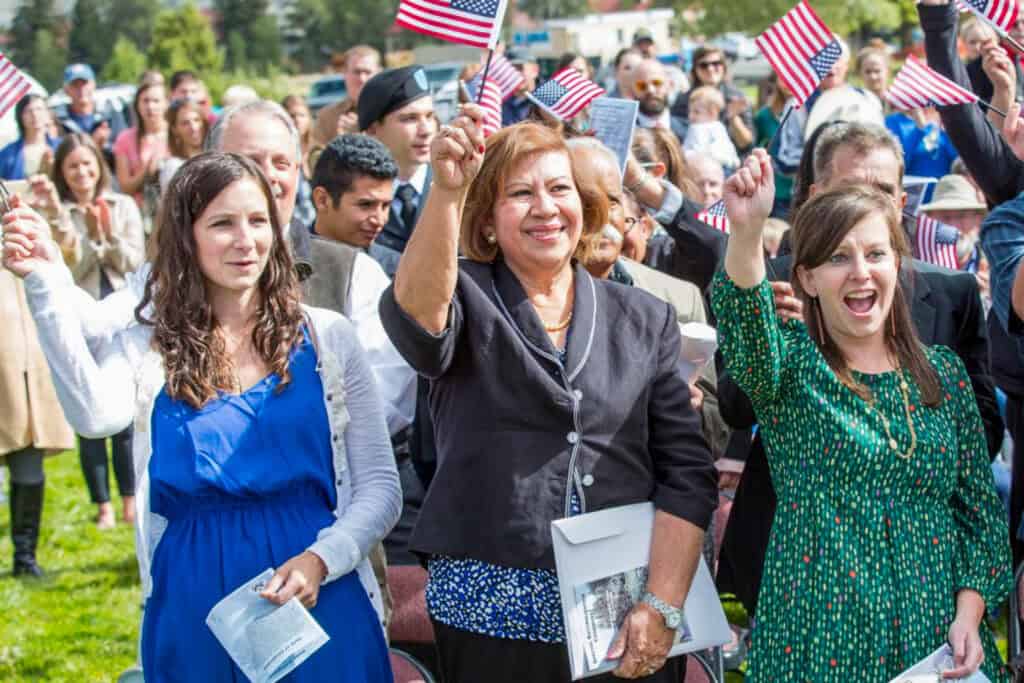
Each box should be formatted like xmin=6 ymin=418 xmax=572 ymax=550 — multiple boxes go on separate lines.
xmin=10 ymin=481 xmax=45 ymax=578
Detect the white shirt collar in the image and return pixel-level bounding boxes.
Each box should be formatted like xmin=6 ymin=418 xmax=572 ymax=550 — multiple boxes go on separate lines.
xmin=636 ymin=110 xmax=672 ymax=130
xmin=394 ymin=163 xmax=429 ymax=196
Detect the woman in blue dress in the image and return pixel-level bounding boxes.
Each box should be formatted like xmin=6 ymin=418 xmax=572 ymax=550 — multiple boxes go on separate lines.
xmin=7 ymin=153 xmax=401 ymax=682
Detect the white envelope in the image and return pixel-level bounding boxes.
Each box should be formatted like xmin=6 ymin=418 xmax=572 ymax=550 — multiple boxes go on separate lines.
xmin=551 ymin=502 xmax=730 ymax=680
xmin=888 ymin=644 xmax=991 ymax=683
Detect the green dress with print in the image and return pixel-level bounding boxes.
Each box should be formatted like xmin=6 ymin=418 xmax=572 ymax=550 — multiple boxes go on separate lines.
xmin=711 ymin=273 xmax=1012 ymax=682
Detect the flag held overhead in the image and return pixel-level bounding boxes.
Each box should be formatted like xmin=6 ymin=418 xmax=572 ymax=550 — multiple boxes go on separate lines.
xmin=395 ymin=0 xmax=509 ymax=50
xmin=0 ymin=55 xmax=32 ymax=120
xmin=755 ymin=0 xmax=841 ymax=107
xmin=886 ymin=55 xmax=979 ymax=111
xmin=956 ymin=0 xmax=1020 ymax=36
xmin=529 ymin=68 xmax=606 ymax=121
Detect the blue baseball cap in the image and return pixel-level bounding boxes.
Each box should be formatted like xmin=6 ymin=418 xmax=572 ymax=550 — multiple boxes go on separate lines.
xmin=63 ymin=63 xmax=96 ymax=85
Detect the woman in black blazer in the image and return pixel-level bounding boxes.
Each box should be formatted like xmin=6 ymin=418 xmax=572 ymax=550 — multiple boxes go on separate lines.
xmin=379 ymin=109 xmax=717 ymax=682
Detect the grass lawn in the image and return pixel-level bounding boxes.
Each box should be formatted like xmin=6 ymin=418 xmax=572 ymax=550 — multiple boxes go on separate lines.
xmin=0 ymin=449 xmax=140 ymax=681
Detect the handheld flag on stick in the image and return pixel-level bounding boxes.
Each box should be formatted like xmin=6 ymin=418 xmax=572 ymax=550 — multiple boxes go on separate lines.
xmin=887 ymin=55 xmax=980 ymax=111
xmin=464 ymin=75 xmax=503 ymax=137
xmin=474 ymin=52 xmax=524 ymax=101
xmin=528 ymin=68 xmax=606 ymax=121
xmin=0 ymin=54 xmax=32 ymax=119
xmin=755 ymin=1 xmax=842 ymax=107
xmin=957 ymin=0 xmax=1020 ymax=38
xmin=916 ymin=214 xmax=961 ymax=269
xmin=696 ymin=199 xmax=730 ymax=234
xmin=395 ymin=0 xmax=508 ymax=49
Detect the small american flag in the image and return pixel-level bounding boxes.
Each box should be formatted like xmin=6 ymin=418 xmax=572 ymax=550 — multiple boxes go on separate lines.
xmin=0 ymin=55 xmax=32 ymax=119
xmin=529 ymin=68 xmax=606 ymax=120
xmin=886 ymin=55 xmax=979 ymax=111
xmin=696 ymin=199 xmax=730 ymax=234
xmin=395 ymin=0 xmax=508 ymax=50
xmin=916 ymin=214 xmax=960 ymax=269
xmin=479 ymin=53 xmax=524 ymax=102
xmin=755 ymin=1 xmax=842 ymax=106
xmin=466 ymin=74 xmax=503 ymax=137
xmin=957 ymin=0 xmax=1019 ymax=35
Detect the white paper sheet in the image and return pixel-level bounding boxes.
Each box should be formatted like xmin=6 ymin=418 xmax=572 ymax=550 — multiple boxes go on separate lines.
xmin=887 ymin=644 xmax=991 ymax=683
xmin=589 ymin=97 xmax=640 ymax=176
xmin=206 ymin=568 xmax=330 ymax=683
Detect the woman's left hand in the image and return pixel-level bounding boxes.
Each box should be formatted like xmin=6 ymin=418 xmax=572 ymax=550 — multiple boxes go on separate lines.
xmin=944 ymin=617 xmax=984 ymax=678
xmin=607 ymin=602 xmax=675 ymax=678
xmin=260 ymin=551 xmax=328 ymax=609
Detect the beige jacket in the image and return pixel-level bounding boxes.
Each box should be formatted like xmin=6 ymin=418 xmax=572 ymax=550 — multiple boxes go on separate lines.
xmin=54 ymin=191 xmax=145 ymax=299
xmin=0 ymin=270 xmax=74 ymax=456
xmin=312 ymin=97 xmax=357 ymax=149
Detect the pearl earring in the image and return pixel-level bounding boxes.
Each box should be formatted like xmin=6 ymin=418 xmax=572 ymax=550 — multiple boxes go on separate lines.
xmin=485 ymin=233 xmax=497 ymax=244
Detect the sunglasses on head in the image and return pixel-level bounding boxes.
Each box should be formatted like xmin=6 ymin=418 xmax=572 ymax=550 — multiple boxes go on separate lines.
xmin=697 ymin=60 xmax=725 ymax=69
xmin=633 ymin=78 xmax=666 ymax=93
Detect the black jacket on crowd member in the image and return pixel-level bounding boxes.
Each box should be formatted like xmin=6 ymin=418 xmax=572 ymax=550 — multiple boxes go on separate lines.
xmin=921 ymin=0 xmax=1024 ymax=566
xmin=644 ymin=193 xmax=728 ymax=297
xmin=919 ymin=2 xmax=1024 ymax=205
xmin=379 ymin=259 xmax=718 ymax=569
xmin=716 ymin=254 xmax=1004 ymax=615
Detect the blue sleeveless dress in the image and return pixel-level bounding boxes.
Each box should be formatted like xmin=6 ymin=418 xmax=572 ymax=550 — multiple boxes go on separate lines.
xmin=140 ymin=330 xmax=392 ymax=682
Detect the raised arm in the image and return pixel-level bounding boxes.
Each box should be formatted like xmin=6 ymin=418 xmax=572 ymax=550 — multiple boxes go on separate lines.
xmin=392 ymin=105 xmax=485 ymax=334
xmin=723 ymin=150 xmax=773 ymax=288
xmin=919 ymin=0 xmax=1024 ymax=205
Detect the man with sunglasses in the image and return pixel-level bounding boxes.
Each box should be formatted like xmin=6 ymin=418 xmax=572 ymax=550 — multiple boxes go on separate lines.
xmin=672 ymin=47 xmax=753 ymax=154
xmin=631 ymin=59 xmax=689 ymax=143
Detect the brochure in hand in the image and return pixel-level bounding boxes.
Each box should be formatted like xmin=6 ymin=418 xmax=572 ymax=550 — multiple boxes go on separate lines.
xmin=206 ymin=568 xmax=330 ymax=683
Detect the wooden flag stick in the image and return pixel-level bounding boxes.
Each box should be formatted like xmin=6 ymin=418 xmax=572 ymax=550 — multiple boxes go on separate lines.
xmin=477 ymin=50 xmax=494 ymax=105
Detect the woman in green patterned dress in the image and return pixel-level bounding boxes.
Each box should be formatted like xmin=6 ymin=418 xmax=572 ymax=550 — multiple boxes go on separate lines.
xmin=711 ymin=149 xmax=1012 ymax=681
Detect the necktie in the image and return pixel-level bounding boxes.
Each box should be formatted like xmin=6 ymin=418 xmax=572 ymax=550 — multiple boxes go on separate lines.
xmin=396 ymin=183 xmax=418 ymax=232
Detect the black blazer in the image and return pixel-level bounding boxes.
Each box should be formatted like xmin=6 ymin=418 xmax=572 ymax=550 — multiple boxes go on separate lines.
xmin=645 ymin=194 xmax=728 ymax=297
xmin=379 ymin=259 xmax=717 ymax=569
xmin=716 ymin=255 xmax=1005 ymax=615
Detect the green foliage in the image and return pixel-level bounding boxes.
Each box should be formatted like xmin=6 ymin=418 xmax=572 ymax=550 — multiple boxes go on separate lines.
xmin=100 ymin=37 xmax=148 ymax=85
xmin=697 ymin=0 xmax=904 ymax=39
xmin=68 ymin=0 xmax=112 ymax=71
xmin=247 ymin=15 xmax=284 ymax=73
xmin=227 ymin=30 xmax=248 ymax=72
xmin=147 ymin=2 xmax=224 ymax=76
xmin=8 ymin=0 xmax=57 ymax=73
xmin=283 ymin=0 xmax=332 ymax=71
xmin=0 ymin=451 xmax=140 ymax=680
xmin=518 ymin=0 xmax=590 ymax=20
xmin=106 ymin=0 xmax=161 ymax=50
xmin=283 ymin=0 xmax=399 ymax=70
xmin=30 ymin=29 xmax=67 ymax=92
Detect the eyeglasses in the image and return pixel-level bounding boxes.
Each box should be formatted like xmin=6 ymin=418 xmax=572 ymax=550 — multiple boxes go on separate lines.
xmin=623 ymin=216 xmax=638 ymax=234
xmin=633 ymin=78 xmax=665 ymax=93
xmin=697 ymin=60 xmax=725 ymax=70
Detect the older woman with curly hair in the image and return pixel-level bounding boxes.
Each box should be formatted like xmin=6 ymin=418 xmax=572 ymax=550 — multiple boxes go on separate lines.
xmin=379 ymin=108 xmax=717 ymax=682
xmin=5 ymin=152 xmax=401 ymax=681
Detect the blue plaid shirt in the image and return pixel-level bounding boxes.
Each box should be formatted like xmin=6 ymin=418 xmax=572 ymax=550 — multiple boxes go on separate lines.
xmin=981 ymin=189 xmax=1024 ymax=336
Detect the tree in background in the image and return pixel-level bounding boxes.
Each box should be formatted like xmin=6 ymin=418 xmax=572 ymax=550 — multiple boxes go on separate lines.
xmin=518 ymin=0 xmax=590 ymax=20
xmin=214 ymin=0 xmax=283 ymax=73
xmin=101 ymin=36 xmax=147 ymax=84
xmin=68 ymin=0 xmax=112 ymax=71
xmin=30 ymin=28 xmax=66 ymax=91
xmin=283 ymin=0 xmax=332 ymax=72
xmin=106 ymin=0 xmax=160 ymax=51
xmin=8 ymin=0 xmax=59 ymax=73
xmin=147 ymin=2 xmax=223 ymax=76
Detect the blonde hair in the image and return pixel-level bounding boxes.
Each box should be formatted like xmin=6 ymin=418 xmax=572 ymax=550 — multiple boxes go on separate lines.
xmin=688 ymin=85 xmax=725 ymax=114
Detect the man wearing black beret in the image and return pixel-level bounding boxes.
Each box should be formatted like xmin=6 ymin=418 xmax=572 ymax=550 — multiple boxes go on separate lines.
xmin=358 ymin=64 xmax=437 ymax=278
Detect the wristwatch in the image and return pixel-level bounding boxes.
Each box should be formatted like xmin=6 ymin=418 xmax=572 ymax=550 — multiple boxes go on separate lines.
xmin=640 ymin=591 xmax=683 ymax=630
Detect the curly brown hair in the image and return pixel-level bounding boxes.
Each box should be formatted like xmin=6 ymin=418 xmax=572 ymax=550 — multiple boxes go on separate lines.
xmin=136 ymin=152 xmax=304 ymax=409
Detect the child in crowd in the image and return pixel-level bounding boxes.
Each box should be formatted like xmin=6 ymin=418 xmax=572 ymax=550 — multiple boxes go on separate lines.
xmin=683 ymin=85 xmax=740 ymax=173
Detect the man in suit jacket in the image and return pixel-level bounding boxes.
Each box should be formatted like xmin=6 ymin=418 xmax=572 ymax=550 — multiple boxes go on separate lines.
xmin=715 ymin=121 xmax=1004 ymax=615
xmin=358 ymin=65 xmax=436 ymax=277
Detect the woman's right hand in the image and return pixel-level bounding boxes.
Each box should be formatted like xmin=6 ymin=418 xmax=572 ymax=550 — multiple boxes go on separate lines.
xmin=27 ymin=174 xmax=59 ymax=215
xmin=723 ymin=148 xmax=774 ymax=237
xmin=431 ymin=104 xmax=486 ymax=194
xmin=2 ymin=194 xmax=61 ymax=278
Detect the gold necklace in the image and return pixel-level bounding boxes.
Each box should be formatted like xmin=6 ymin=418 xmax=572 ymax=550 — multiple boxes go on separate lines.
xmin=865 ymin=368 xmax=917 ymax=460
xmin=543 ymin=311 xmax=573 ymax=332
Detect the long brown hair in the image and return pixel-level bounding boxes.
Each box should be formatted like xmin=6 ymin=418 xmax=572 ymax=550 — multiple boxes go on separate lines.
xmin=136 ymin=152 xmax=304 ymax=409
xmin=791 ymin=185 xmax=943 ymax=407
xmin=132 ymin=77 xmax=166 ymax=150
xmin=165 ymin=97 xmax=209 ymax=159
xmin=460 ymin=122 xmax=608 ymax=263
